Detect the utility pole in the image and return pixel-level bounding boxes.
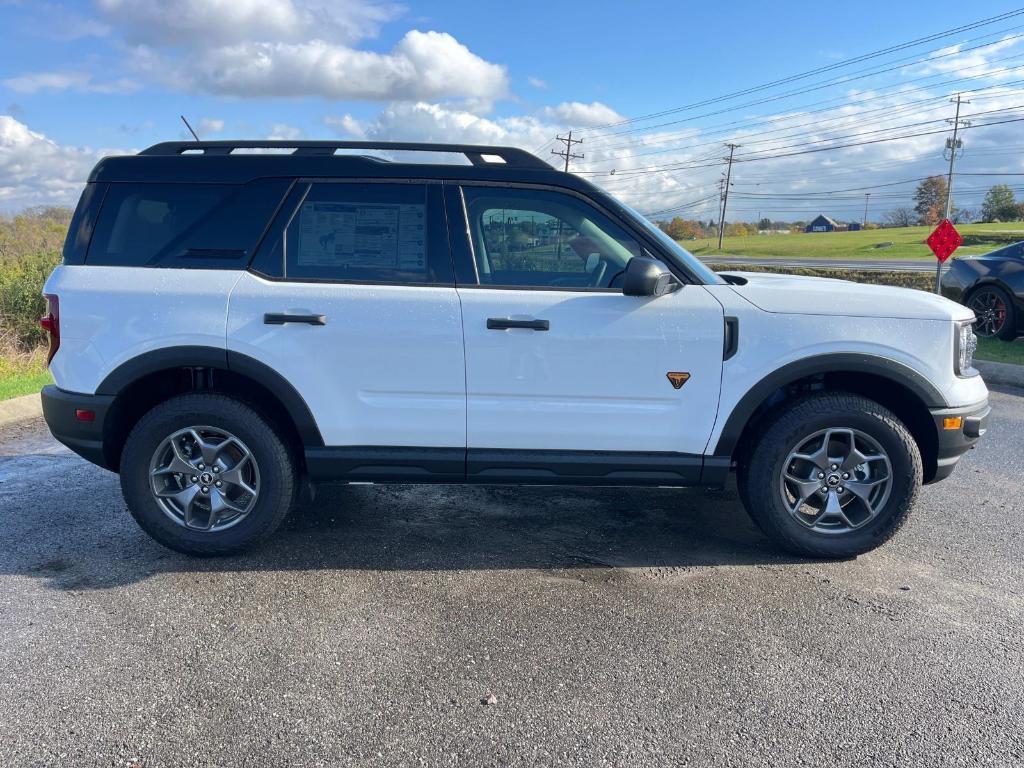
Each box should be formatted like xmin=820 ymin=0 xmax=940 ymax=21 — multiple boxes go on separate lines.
xmin=551 ymin=130 xmax=584 ymax=172
xmin=937 ymin=93 xmax=970 ymax=293
xmin=863 ymin=193 xmax=871 ymax=227
xmin=717 ymin=143 xmax=739 ymax=250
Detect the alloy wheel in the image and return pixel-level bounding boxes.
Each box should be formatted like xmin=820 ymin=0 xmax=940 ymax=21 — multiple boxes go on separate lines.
xmin=968 ymin=290 xmax=1007 ymax=337
xmin=779 ymin=427 xmax=893 ymax=534
xmin=148 ymin=426 xmax=260 ymax=532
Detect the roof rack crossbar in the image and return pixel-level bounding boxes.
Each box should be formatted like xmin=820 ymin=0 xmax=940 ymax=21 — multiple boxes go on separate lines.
xmin=139 ymin=141 xmax=551 ymax=169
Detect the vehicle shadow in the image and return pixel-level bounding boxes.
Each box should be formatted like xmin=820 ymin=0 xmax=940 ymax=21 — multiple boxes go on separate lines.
xmin=2 ymin=460 xmax=810 ymax=591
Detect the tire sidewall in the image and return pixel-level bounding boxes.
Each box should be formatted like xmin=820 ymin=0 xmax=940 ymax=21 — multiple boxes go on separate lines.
xmin=752 ymin=401 xmax=919 ymax=557
xmin=121 ymin=395 xmax=294 ymax=554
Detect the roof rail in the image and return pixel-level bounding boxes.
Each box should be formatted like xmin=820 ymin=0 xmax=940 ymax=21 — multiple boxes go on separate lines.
xmin=138 ymin=141 xmax=553 ymax=169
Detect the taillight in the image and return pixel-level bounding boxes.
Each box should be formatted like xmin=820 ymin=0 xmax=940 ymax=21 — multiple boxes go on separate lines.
xmin=40 ymin=294 xmax=59 ymax=365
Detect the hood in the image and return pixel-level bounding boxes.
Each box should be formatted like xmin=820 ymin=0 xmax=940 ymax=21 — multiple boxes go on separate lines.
xmin=719 ymin=271 xmax=975 ymax=322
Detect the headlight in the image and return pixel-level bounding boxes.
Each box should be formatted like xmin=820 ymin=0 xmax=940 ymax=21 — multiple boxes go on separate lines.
xmin=955 ymin=320 xmax=978 ymax=376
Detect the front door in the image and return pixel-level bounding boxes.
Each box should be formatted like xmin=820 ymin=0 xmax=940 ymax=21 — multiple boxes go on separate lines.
xmin=450 ymin=184 xmax=724 ymax=482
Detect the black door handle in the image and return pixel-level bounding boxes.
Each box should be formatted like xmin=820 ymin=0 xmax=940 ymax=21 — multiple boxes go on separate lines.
xmin=264 ymin=313 xmax=327 ymax=326
xmin=486 ymin=318 xmax=550 ymax=331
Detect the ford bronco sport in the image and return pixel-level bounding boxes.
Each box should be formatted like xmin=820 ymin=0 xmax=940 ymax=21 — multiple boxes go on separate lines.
xmin=40 ymin=141 xmax=990 ymax=558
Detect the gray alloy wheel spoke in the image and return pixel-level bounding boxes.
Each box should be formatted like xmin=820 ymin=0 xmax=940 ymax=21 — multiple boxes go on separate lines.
xmin=148 ymin=426 xmax=261 ymax=533
xmin=780 ymin=426 xmax=893 ymax=535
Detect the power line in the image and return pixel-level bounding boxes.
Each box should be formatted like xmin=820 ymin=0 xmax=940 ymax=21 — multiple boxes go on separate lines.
xmin=580 ymin=9 xmax=1024 ymax=133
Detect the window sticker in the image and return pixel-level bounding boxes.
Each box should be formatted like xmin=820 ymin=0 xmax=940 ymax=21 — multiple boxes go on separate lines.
xmin=296 ymin=202 xmax=426 ymax=272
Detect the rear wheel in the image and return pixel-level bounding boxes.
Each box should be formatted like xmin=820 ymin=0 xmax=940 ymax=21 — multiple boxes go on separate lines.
xmin=967 ymin=285 xmax=1017 ymax=340
xmin=738 ymin=392 xmax=921 ymax=558
xmin=120 ymin=393 xmax=297 ymax=556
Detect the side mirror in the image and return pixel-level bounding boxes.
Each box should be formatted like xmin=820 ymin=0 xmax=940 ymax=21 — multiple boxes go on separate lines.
xmin=622 ymin=257 xmax=678 ymax=297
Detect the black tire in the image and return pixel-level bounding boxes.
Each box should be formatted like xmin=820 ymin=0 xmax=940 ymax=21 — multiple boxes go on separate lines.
xmin=738 ymin=392 xmax=921 ymax=559
xmin=120 ymin=393 xmax=297 ymax=556
xmin=967 ymin=285 xmax=1017 ymax=341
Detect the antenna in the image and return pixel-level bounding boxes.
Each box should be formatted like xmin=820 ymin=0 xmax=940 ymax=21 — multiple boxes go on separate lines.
xmin=180 ymin=115 xmax=200 ymax=142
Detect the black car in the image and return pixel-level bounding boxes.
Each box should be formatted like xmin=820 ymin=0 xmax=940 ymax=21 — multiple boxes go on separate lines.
xmin=941 ymin=240 xmax=1024 ymax=340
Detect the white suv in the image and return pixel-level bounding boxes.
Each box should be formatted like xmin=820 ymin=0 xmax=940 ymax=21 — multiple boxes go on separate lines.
xmin=40 ymin=141 xmax=990 ymax=558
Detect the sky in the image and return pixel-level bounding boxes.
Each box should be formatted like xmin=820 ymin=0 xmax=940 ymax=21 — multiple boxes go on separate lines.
xmin=1 ymin=0 xmax=1024 ymax=222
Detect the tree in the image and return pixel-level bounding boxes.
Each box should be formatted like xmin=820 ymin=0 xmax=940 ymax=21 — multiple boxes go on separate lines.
xmin=913 ymin=176 xmax=949 ymax=225
xmin=884 ymin=207 xmax=914 ymax=227
xmin=757 ymin=217 xmax=772 ymax=231
xmin=981 ymin=185 xmax=1018 ymax=222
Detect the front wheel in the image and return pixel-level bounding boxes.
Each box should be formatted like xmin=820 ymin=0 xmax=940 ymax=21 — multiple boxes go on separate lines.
xmin=967 ymin=285 xmax=1017 ymax=340
xmin=738 ymin=392 xmax=921 ymax=558
xmin=120 ymin=393 xmax=297 ymax=556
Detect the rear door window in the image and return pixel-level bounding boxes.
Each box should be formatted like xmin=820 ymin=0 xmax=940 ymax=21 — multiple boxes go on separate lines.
xmin=86 ymin=180 xmax=288 ymax=268
xmin=253 ymin=182 xmax=454 ymax=285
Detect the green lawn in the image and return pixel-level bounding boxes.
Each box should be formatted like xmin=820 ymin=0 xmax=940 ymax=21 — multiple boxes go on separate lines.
xmin=0 ymin=369 xmax=52 ymax=401
xmin=688 ymin=222 xmax=1024 ymax=261
xmin=975 ymin=337 xmax=1024 ymax=366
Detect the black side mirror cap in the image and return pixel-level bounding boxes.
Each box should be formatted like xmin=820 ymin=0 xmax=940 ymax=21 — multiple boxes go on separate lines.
xmin=622 ymin=256 xmax=679 ymax=297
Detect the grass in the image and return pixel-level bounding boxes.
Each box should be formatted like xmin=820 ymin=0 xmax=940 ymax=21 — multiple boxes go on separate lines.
xmin=975 ymin=337 xmax=1024 ymax=366
xmin=688 ymin=221 xmax=1024 ymax=261
xmin=0 ymin=369 xmax=52 ymax=401
xmin=0 ymin=344 xmax=52 ymax=401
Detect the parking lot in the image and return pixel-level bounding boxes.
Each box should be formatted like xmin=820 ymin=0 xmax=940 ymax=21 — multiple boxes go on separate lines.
xmin=0 ymin=387 xmax=1021 ymax=767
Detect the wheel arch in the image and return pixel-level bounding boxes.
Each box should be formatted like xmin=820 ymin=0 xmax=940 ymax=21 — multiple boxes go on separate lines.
xmin=97 ymin=346 xmax=323 ymax=471
xmin=714 ymin=354 xmax=944 ymax=483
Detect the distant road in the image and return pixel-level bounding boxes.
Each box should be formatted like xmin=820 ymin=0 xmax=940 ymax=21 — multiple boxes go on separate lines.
xmin=700 ymin=255 xmax=936 ymax=273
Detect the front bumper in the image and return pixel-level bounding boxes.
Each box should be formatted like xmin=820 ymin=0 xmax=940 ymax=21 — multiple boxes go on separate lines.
xmin=40 ymin=385 xmax=115 ymax=470
xmin=927 ymin=398 xmax=990 ymax=483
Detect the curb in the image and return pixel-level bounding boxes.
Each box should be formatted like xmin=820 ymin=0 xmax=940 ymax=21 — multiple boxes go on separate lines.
xmin=0 ymin=392 xmax=43 ymax=427
xmin=974 ymin=359 xmax=1024 ymax=391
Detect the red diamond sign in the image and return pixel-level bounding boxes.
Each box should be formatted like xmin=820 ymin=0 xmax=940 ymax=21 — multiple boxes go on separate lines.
xmin=926 ymin=218 xmax=963 ymax=263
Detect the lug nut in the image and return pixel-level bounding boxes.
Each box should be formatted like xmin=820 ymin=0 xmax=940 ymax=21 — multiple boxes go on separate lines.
xmin=817 ymin=472 xmax=825 ymax=479
xmin=201 ymin=486 xmax=209 ymax=493
xmin=198 ymin=463 xmax=205 ymax=470
xmin=837 ymin=487 xmax=844 ymax=493
xmin=820 ymin=487 xmax=828 ymax=494
xmin=190 ymin=475 xmax=198 ymax=482
xmin=215 ymin=481 xmax=222 ymax=488
xmin=842 ymin=472 xmax=849 ymax=479
xmin=212 ymin=466 xmax=220 ymax=474
xmin=830 ymin=464 xmax=838 ymax=471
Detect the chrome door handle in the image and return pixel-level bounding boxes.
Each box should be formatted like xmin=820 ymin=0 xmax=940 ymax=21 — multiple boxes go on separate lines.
xmin=486 ymin=318 xmax=550 ymax=331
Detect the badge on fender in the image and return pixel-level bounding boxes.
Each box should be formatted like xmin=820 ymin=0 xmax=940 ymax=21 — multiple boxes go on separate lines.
xmin=666 ymin=372 xmax=690 ymax=390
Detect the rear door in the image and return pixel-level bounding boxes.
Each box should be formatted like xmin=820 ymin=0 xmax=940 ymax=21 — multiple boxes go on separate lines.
xmin=447 ymin=183 xmax=724 ymax=482
xmin=228 ymin=180 xmax=466 ymax=472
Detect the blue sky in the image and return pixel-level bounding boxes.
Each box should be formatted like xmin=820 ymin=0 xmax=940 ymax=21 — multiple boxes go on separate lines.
xmin=2 ymin=0 xmax=1023 ymax=219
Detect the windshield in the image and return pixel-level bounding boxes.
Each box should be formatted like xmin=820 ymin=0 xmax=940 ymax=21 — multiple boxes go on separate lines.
xmin=615 ymin=200 xmax=726 ymax=285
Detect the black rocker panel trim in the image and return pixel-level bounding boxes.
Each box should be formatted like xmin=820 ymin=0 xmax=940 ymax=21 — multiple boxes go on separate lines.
xmin=96 ymin=346 xmax=323 ymax=446
xmin=305 ymin=447 xmax=710 ymax=486
xmin=467 ymin=449 xmax=703 ymax=486
xmin=712 ymin=353 xmax=948 ymax=459
xmin=305 ymin=446 xmax=466 ymax=482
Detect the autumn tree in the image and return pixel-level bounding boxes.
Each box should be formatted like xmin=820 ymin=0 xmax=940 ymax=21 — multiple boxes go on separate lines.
xmin=913 ymin=176 xmax=949 ymax=225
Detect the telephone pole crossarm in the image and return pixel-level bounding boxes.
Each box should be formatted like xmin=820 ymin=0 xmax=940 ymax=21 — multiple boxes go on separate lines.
xmin=551 ymin=131 xmax=584 ymax=172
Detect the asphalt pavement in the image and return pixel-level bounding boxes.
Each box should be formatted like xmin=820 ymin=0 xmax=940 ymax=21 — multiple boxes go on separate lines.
xmin=1 ymin=388 xmax=1023 ymax=767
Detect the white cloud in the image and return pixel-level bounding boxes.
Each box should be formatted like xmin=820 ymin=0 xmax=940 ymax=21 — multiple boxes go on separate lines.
xmin=912 ymin=36 xmax=1022 ymax=78
xmin=3 ymin=71 xmax=139 ymax=94
xmin=528 ymin=76 xmax=547 ymax=90
xmin=197 ymin=117 xmax=225 ymax=135
xmin=0 ymin=116 xmax=117 ymax=210
xmin=542 ymin=101 xmax=624 ymax=127
xmin=95 ymin=0 xmax=400 ymax=46
xmin=268 ymin=123 xmax=303 ymax=140
xmin=325 ymin=114 xmax=366 ymax=137
xmin=140 ymin=30 xmax=508 ymax=105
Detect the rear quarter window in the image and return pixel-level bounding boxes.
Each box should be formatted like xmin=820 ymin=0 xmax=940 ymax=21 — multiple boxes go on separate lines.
xmin=86 ymin=180 xmax=289 ymax=268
